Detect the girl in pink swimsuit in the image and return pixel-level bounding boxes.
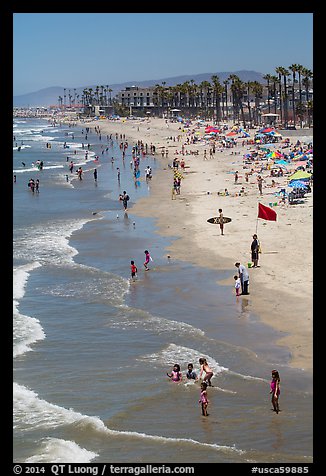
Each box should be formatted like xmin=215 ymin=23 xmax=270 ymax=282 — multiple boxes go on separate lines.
xmin=143 ymin=250 xmax=152 ymax=270
xmin=167 ymin=364 xmax=182 ymax=382
xmin=270 ymin=369 xmax=281 ymax=414
xmin=199 ymin=382 xmax=209 ymax=416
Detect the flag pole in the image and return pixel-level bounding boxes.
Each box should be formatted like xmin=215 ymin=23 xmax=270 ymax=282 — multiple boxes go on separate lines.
xmin=256 ymin=202 xmax=259 ymax=234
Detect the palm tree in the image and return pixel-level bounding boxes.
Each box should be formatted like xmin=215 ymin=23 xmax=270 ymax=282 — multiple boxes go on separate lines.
xmin=276 ymin=67 xmax=290 ymax=127
xmin=223 ymin=79 xmax=229 ymax=121
xmin=302 ymin=68 xmax=313 ymax=127
xmin=228 ymin=74 xmax=241 ymax=123
xmin=263 ymin=74 xmax=273 ymax=113
xmin=296 ymin=64 xmax=305 ymax=128
xmin=198 ymin=81 xmax=210 ymax=118
xmin=269 ymin=75 xmax=279 ymax=116
xmin=289 ymin=64 xmax=299 ymax=127
xmin=245 ymin=81 xmax=254 ymax=127
xmin=275 ymin=67 xmax=284 ymax=125
xmin=251 ymin=81 xmax=263 ymax=126
xmin=211 ymin=75 xmax=223 ymax=124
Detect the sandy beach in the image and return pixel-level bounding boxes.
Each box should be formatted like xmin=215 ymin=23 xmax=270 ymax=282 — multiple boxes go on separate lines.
xmin=77 ymin=116 xmax=313 ymax=373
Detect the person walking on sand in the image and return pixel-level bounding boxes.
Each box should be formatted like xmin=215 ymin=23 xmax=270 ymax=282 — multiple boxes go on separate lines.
xmin=270 ymin=370 xmax=281 ymax=414
xmin=198 ymin=382 xmax=209 ymax=416
xmin=235 ymin=262 xmax=249 ymax=295
xmin=143 ymin=250 xmax=152 ymax=270
xmin=257 ymin=175 xmax=263 ymax=195
xmin=251 ymin=234 xmax=260 ymax=268
xmin=199 ymin=358 xmax=213 ymax=386
xmin=218 ymin=208 xmax=224 ymax=235
xmin=93 ymin=168 xmax=98 ymax=182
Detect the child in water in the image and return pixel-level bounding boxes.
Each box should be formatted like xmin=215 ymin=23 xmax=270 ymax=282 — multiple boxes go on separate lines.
xmin=143 ymin=250 xmax=152 ymax=270
xmin=130 ymin=260 xmax=138 ymax=281
xmin=199 ymin=358 xmax=214 ymax=386
xmin=198 ymin=382 xmax=209 ymax=416
xmin=270 ymin=369 xmax=281 ymax=414
xmin=167 ymin=364 xmax=182 ymax=382
xmin=186 ymin=363 xmax=198 ymax=380
xmin=234 ymin=275 xmax=241 ymax=296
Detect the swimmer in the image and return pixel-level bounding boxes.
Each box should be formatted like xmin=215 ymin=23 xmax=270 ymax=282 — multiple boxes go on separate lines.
xmin=167 ymin=364 xmax=182 ymax=382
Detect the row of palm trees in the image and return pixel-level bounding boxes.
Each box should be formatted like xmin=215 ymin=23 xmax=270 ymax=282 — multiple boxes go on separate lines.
xmin=58 ymin=85 xmax=113 ymax=109
xmin=151 ymin=64 xmax=313 ymax=128
xmin=58 ymin=64 xmax=313 ymax=128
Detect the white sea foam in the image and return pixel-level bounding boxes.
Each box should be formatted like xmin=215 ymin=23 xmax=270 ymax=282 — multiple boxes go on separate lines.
xmin=13 ymin=145 xmax=32 ymax=150
xmin=111 ymin=305 xmax=205 ymax=338
xmin=139 ymin=343 xmax=262 ymax=390
xmin=46 ymin=271 xmax=130 ymax=306
xmin=14 ymin=382 xmax=244 ymax=457
xmin=25 ymin=438 xmax=98 ymax=463
xmin=13 ymin=218 xmax=91 ymax=266
xmin=13 ymin=164 xmax=64 ymax=173
xmin=13 ymin=263 xmax=45 ymax=358
xmin=141 ymin=343 xmax=228 ymax=375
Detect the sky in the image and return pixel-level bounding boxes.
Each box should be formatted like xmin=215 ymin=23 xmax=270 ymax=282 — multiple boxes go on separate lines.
xmin=13 ymin=13 xmax=313 ymax=96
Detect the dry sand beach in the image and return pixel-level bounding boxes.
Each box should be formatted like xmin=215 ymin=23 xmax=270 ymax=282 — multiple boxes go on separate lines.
xmin=77 ymin=116 xmax=313 ymax=373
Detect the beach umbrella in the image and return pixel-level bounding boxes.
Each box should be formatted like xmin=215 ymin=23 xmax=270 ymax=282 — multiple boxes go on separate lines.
xmin=293 ymin=161 xmax=309 ymax=168
xmin=288 ymin=170 xmax=312 ymax=181
xmin=266 ymin=151 xmax=283 ymax=159
xmin=288 ymin=180 xmax=308 ymax=188
xmin=261 ymin=127 xmax=275 ymax=133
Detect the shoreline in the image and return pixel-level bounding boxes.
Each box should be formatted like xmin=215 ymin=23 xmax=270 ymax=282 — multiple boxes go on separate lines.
xmin=75 ymin=116 xmax=313 ymax=373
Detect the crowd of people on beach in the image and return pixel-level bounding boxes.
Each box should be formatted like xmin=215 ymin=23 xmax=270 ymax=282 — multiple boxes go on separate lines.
xmin=16 ymin=117 xmax=299 ymax=420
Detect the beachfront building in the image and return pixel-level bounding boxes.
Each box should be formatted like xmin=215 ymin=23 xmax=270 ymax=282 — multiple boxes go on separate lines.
xmin=116 ymin=86 xmax=156 ymax=114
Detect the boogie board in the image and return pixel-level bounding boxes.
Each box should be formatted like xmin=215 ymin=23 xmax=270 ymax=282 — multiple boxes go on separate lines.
xmin=207 ymin=216 xmax=232 ymax=224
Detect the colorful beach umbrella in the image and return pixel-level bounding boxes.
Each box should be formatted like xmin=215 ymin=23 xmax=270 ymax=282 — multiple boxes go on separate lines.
xmin=266 ymin=151 xmax=283 ymax=158
xmin=288 ymin=180 xmax=308 ymax=188
xmin=226 ymin=131 xmax=237 ymax=137
xmin=288 ymin=170 xmax=312 ymax=181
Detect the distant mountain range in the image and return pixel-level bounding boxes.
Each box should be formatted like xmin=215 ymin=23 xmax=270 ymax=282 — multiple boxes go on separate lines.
xmin=13 ymin=70 xmax=266 ymax=107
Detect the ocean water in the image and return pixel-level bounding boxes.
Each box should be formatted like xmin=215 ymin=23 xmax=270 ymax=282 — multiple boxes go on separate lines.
xmin=13 ymin=118 xmax=313 ymax=464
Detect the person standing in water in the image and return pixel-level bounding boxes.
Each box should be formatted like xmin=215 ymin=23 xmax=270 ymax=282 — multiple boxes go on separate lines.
xmin=270 ymin=370 xmax=281 ymax=414
xmin=199 ymin=358 xmax=214 ymax=386
xmin=198 ymin=382 xmax=209 ymax=416
xmin=130 ymin=260 xmax=138 ymax=281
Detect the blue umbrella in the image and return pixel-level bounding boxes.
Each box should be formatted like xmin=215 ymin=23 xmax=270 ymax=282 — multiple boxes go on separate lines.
xmin=288 ymin=180 xmax=308 ymax=188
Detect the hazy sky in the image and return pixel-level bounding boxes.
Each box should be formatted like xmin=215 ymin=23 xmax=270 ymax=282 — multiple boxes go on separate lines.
xmin=13 ymin=12 xmax=313 ymax=96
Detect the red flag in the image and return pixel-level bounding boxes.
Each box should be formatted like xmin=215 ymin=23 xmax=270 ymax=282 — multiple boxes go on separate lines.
xmin=258 ymin=202 xmax=277 ymax=221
